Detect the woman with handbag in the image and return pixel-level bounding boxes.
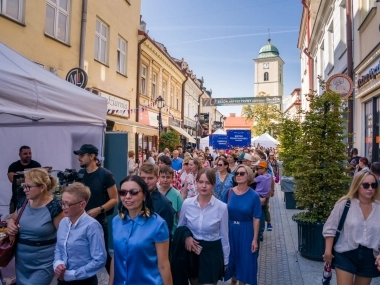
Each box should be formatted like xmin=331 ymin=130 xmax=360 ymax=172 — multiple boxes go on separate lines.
xmin=323 ymin=170 xmax=380 ymax=285
xmin=6 ymin=168 xmax=64 ymax=285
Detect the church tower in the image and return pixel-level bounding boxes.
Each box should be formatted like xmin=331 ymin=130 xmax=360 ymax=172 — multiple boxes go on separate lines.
xmin=253 ymin=39 xmax=284 ymax=98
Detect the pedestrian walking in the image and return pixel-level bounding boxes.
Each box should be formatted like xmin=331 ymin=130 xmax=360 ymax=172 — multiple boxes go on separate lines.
xmin=181 ymin=158 xmax=203 ymax=200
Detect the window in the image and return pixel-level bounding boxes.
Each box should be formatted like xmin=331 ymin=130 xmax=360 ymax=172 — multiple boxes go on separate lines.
xmin=117 ymin=37 xmax=127 ymax=75
xmin=176 ymin=89 xmax=179 ymax=110
xmin=327 ymin=21 xmax=334 ymax=65
xmin=188 ymin=103 xmax=191 ymax=117
xmin=339 ymin=7 xmax=346 ymax=44
xmin=176 ymin=98 xmax=179 ymax=110
xmin=152 ymin=73 xmax=157 ymax=99
xmin=45 ymin=0 xmax=69 ymax=43
xmin=1 ymin=0 xmax=24 ymax=22
xmin=162 ymin=81 xmax=167 ymax=102
xmin=264 ymin=72 xmax=269 ymax=81
xmin=95 ymin=18 xmax=108 ymax=64
xmin=279 ymin=73 xmax=282 ymax=83
xmin=170 ymin=86 xmax=174 ymax=107
xmin=141 ymin=65 xmax=146 ymax=95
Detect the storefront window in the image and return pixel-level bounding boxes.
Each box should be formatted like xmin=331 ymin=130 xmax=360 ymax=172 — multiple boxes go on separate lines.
xmin=365 ymin=101 xmax=373 ymax=161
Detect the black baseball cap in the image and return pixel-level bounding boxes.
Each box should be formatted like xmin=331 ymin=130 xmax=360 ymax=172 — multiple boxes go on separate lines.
xmin=73 ymin=144 xmax=98 ymax=155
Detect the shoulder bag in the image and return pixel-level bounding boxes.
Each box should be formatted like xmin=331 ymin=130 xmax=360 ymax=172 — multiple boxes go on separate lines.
xmin=0 ymin=198 xmax=28 ymax=267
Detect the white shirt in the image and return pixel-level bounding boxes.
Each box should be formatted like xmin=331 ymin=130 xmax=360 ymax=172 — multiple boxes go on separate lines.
xmin=323 ymin=198 xmax=380 ymax=257
xmin=178 ymin=195 xmax=230 ymax=265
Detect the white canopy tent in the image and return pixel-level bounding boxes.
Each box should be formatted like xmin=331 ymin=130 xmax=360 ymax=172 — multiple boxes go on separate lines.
xmin=252 ymin=133 xmax=279 ymax=148
xmin=199 ymin=129 xmax=227 ymax=150
xmin=0 ymin=42 xmax=107 ymax=215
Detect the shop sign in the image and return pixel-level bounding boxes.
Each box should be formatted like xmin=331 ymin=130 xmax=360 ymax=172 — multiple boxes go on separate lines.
xmin=357 ymin=61 xmax=380 ymax=88
xmin=66 ymin=68 xmax=88 ymax=89
xmin=99 ymin=91 xmax=130 ymax=118
xmin=326 ymin=74 xmax=354 ymax=100
xmin=139 ymin=110 xmax=158 ymax=127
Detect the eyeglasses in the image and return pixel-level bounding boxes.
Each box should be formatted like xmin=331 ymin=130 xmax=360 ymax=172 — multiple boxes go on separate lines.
xmin=361 ymin=183 xmax=378 ymax=189
xmin=234 ymin=171 xmax=247 ymax=176
xmin=59 ymin=200 xmax=83 ymax=208
xmin=118 ymin=189 xmax=141 ymax=197
xmin=23 ymin=184 xmax=39 ymax=191
xmin=217 ymin=164 xmax=225 ymax=167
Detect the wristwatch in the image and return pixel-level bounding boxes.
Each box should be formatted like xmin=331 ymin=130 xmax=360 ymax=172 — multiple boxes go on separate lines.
xmin=100 ymin=206 xmax=105 ymax=213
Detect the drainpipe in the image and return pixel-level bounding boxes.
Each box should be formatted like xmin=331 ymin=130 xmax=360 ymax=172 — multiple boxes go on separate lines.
xmin=346 ymin=0 xmax=354 ymax=152
xmin=136 ymin=30 xmax=148 ymax=155
xmin=301 ymin=0 xmax=313 ymax=92
xmin=79 ymin=0 xmax=88 ymax=69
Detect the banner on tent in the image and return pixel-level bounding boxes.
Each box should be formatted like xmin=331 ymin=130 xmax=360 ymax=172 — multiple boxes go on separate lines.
xmin=227 ymin=130 xmax=251 ymax=148
xmin=210 ymin=134 xmax=228 ymax=149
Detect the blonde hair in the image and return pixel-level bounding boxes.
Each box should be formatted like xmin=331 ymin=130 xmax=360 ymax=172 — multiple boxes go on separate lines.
xmin=24 ymin=168 xmax=57 ymax=193
xmin=63 ymin=182 xmax=91 ymax=202
xmin=234 ymin=164 xmax=255 ymax=185
xmin=189 ymin=157 xmax=203 ymax=172
xmin=128 ymin=150 xmax=135 ymax=158
xmin=338 ymin=170 xmax=380 ymax=203
xmin=183 ymin=156 xmax=191 ymax=165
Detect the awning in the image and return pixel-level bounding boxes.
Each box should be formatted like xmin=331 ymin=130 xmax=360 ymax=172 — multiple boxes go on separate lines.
xmin=109 ymin=117 xmax=158 ymax=137
xmin=170 ymin=125 xmax=196 ymax=143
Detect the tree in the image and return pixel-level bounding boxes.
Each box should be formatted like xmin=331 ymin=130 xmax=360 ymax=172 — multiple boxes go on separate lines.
xmin=158 ymin=131 xmax=181 ymax=152
xmin=241 ymin=104 xmax=282 ymax=137
xmin=292 ymin=87 xmax=351 ymax=223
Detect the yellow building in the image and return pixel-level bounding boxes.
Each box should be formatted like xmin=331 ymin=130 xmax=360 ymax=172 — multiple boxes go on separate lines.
xmin=137 ymin=29 xmax=186 ymax=154
xmin=0 ymin=0 xmax=142 ymax=151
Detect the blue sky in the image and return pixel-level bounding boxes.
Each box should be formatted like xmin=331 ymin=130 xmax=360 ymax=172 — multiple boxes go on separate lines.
xmin=141 ymin=0 xmax=302 ymax=116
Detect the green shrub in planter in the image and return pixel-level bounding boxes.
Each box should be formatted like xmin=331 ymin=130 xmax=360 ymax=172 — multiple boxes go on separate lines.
xmin=292 ymin=85 xmax=351 ymax=224
xmin=158 ymin=131 xmax=181 ymax=152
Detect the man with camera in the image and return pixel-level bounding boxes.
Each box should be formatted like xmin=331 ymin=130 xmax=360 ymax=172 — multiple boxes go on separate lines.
xmin=73 ymin=144 xmax=118 ymax=275
xmin=7 ymin=145 xmax=41 ymax=213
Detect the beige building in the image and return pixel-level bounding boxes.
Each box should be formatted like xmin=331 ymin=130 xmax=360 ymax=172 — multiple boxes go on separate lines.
xmin=137 ymin=29 xmax=186 ymax=153
xmin=353 ymin=0 xmax=380 ymax=162
xmin=0 ymin=0 xmax=141 ymax=151
xmin=254 ymin=39 xmax=284 ymax=98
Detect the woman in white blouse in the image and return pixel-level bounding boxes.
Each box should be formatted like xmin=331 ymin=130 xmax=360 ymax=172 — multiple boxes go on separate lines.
xmin=178 ymin=168 xmax=229 ymax=285
xmin=323 ymin=170 xmax=380 ymax=285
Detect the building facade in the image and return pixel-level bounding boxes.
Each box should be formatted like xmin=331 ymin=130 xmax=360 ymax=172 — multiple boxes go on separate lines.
xmin=283 ymin=88 xmax=302 ymax=119
xmin=137 ymin=30 xmax=186 ymax=154
xmin=0 ymin=0 xmax=141 ymax=151
xmin=353 ymin=0 xmax=380 ymax=162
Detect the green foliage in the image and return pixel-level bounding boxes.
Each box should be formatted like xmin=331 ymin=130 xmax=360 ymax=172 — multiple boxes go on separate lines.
xmin=241 ymin=104 xmax=282 ymax=137
xmin=158 ymin=131 xmax=181 ymax=152
xmin=277 ymin=115 xmax=302 ymax=176
xmin=292 ymin=87 xmax=351 ymax=223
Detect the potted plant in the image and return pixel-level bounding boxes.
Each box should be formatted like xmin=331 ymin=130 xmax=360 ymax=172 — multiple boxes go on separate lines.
xmin=291 ymin=85 xmax=351 ymax=260
xmin=277 ymin=115 xmax=302 ymax=209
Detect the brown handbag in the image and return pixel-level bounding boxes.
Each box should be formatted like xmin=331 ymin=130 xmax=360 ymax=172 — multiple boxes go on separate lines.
xmin=0 ymin=198 xmax=28 ymax=267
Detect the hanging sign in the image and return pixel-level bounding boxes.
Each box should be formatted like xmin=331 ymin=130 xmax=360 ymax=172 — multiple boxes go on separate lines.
xmin=227 ymin=130 xmax=251 ymax=148
xmin=66 ymin=68 xmax=88 ymax=89
xmin=202 ymin=96 xmax=282 ymax=106
xmin=326 ymin=73 xmax=354 ymax=100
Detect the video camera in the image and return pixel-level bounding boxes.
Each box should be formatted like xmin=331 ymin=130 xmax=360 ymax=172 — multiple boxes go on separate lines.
xmin=57 ymin=169 xmax=83 ymax=186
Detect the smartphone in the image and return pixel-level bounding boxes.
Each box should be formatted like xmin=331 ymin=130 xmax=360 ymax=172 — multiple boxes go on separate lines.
xmin=194 ymin=245 xmax=203 ymax=255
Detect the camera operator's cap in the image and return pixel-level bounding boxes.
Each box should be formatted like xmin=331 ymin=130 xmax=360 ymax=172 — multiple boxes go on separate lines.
xmin=258 ymin=161 xmax=268 ymax=169
xmin=73 ymin=144 xmax=98 ymax=155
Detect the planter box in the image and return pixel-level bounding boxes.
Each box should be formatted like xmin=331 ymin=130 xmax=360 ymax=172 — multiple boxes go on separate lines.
xmin=293 ymin=216 xmax=324 ymax=261
xmin=285 ymin=192 xmax=297 ymax=209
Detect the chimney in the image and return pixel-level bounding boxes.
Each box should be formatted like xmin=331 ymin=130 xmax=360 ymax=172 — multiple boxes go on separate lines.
xmin=230 ymin=113 xmax=236 ymax=117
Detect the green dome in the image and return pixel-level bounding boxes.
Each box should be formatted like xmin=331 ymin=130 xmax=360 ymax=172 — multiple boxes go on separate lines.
xmin=258 ymin=39 xmax=279 ymax=58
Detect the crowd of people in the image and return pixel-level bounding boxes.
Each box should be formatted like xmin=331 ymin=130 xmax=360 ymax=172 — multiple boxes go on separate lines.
xmin=5 ymin=143 xmax=279 ymax=285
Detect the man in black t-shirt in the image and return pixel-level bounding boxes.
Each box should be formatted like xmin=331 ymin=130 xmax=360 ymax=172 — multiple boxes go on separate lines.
xmin=7 ymin=146 xmax=41 ymax=213
xmin=74 ymin=144 xmax=118 ymax=275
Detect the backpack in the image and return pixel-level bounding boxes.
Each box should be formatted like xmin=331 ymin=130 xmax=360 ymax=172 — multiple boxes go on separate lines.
xmin=78 ymin=167 xmax=114 ymax=216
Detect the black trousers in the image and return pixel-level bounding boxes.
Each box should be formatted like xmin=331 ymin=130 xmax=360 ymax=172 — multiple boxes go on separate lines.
xmin=57 ymin=275 xmax=97 ymax=285
xmin=96 ymin=216 xmax=111 ymax=275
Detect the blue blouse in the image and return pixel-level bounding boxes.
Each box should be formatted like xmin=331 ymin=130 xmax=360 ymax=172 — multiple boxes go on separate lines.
xmin=214 ymin=173 xmax=234 ymax=200
xmin=112 ymin=213 xmax=169 ymax=285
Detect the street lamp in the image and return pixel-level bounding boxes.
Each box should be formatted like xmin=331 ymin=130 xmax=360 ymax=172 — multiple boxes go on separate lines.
xmin=156 ymin=96 xmax=165 ymax=139
xmin=194 ymin=113 xmax=199 ymax=149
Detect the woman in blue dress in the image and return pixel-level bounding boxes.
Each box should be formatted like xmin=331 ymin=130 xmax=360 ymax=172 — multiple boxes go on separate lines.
xmin=7 ymin=168 xmax=64 ymax=285
xmin=214 ymin=157 xmax=234 ymax=200
xmin=222 ymin=165 xmax=262 ymax=285
xmin=109 ymin=175 xmax=172 ymax=285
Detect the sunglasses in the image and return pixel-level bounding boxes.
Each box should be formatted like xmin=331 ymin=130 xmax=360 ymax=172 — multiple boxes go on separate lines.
xmin=184 ymin=163 xmax=189 ymax=165
xmin=217 ymin=164 xmax=225 ymax=167
xmin=361 ymin=183 xmax=378 ymax=189
xmin=234 ymin=171 xmax=247 ymax=176
xmin=118 ymin=189 xmax=141 ymax=196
